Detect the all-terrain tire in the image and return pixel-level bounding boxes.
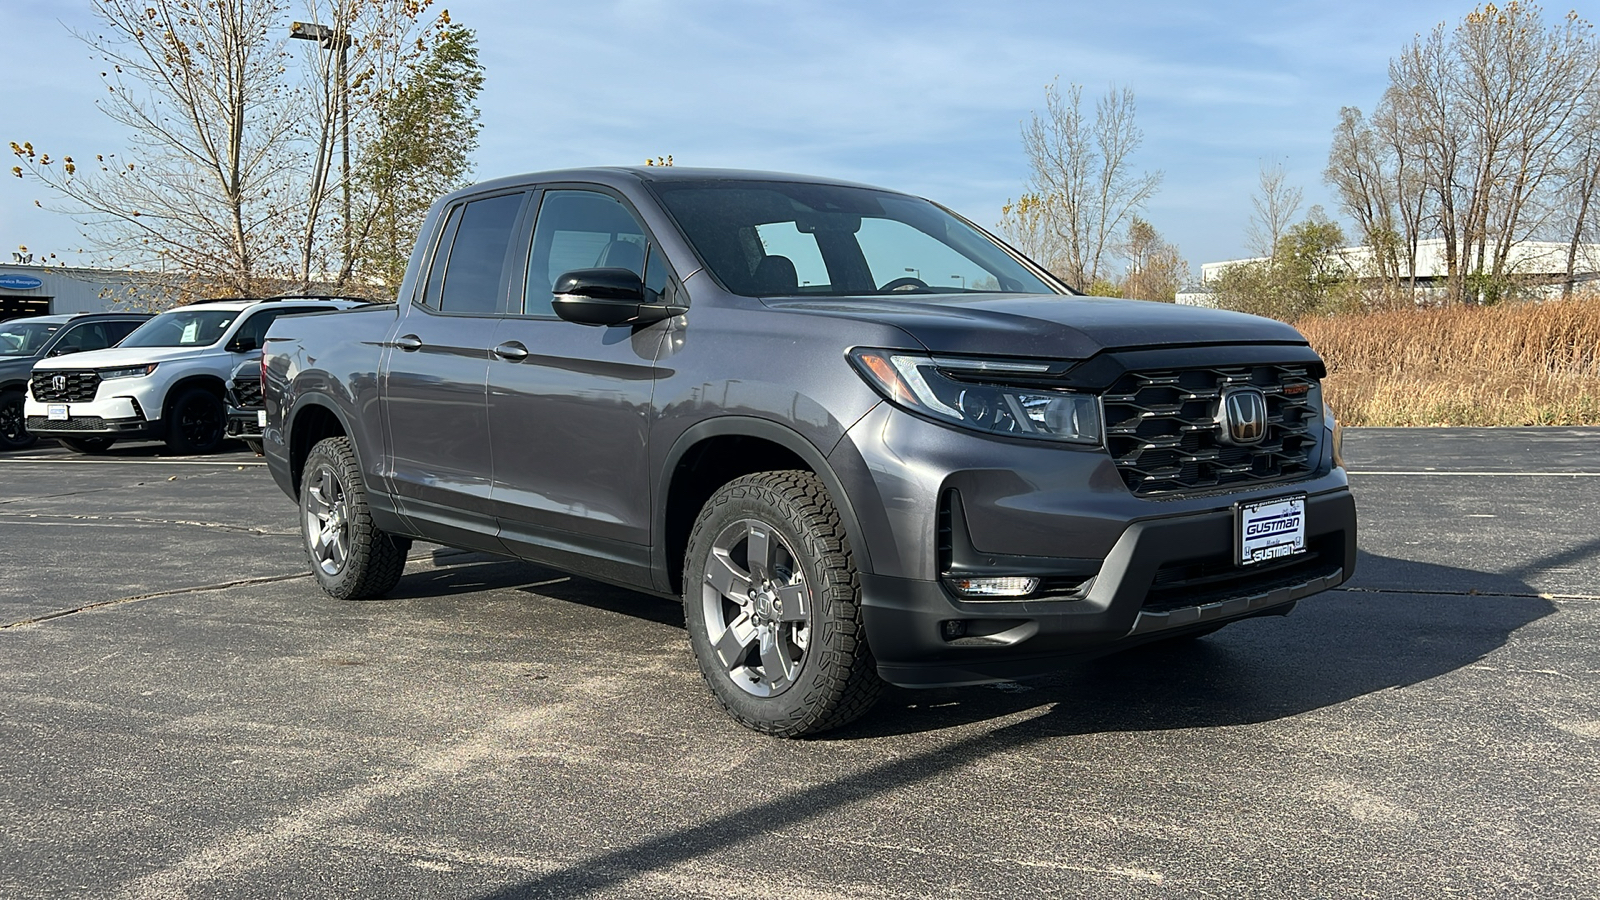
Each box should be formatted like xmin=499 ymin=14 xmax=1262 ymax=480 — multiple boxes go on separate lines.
xmin=300 ymin=436 xmax=409 ymax=600
xmin=164 ymin=387 xmax=226 ymax=455
xmin=683 ymin=470 xmax=883 ymax=737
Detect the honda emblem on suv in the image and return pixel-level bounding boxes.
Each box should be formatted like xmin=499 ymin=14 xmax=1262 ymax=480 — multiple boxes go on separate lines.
xmin=1219 ymin=387 xmax=1268 ymax=445
xmin=52 ymin=374 xmax=66 ymax=393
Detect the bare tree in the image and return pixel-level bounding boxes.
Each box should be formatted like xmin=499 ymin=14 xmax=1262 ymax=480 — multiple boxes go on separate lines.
xmin=1244 ymin=161 xmax=1303 ymax=260
xmin=8 ymin=0 xmax=468 ymax=302
xmin=10 ymin=0 xmax=301 ymax=297
xmin=1015 ymin=79 xmax=1162 ymax=290
xmin=1333 ymin=2 xmax=1600 ymax=304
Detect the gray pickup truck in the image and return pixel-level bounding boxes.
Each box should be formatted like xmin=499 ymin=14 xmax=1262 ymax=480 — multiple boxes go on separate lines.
xmin=263 ymin=167 xmax=1357 ymax=736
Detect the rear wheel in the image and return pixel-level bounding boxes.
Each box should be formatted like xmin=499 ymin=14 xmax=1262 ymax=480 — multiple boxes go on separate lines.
xmin=301 ymin=436 xmax=409 ymax=600
xmin=0 ymin=389 xmax=35 ymax=451
xmin=242 ymin=438 xmax=264 ymax=456
xmin=59 ymin=436 xmax=115 ymax=454
xmin=164 ymin=387 xmax=225 ymax=455
xmin=683 ymin=470 xmax=882 ymax=737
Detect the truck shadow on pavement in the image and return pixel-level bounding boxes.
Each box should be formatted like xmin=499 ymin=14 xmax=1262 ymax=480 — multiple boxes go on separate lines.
xmin=469 ymin=549 xmax=1554 ymax=900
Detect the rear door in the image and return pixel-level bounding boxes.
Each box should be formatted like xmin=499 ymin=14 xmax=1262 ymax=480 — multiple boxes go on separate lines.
xmin=486 ymin=187 xmax=677 ymax=585
xmin=382 ymin=190 xmax=531 ymax=552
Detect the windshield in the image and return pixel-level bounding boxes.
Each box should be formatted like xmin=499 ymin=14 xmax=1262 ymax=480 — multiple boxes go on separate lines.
xmin=0 ymin=322 xmax=62 ymax=356
xmin=119 ymin=309 xmax=237 ymax=348
xmin=651 ymin=179 xmax=1060 ymax=299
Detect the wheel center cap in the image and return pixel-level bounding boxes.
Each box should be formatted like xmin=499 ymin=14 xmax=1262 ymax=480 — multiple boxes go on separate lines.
xmin=751 ymin=584 xmax=778 ymax=623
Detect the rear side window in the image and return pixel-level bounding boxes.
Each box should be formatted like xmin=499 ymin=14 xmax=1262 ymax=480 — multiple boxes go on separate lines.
xmin=234 ymin=306 xmax=334 ymax=350
xmin=106 ymin=320 xmax=144 ymax=345
xmin=52 ymin=323 xmax=115 ymax=354
xmin=426 ymin=193 xmax=526 ymax=315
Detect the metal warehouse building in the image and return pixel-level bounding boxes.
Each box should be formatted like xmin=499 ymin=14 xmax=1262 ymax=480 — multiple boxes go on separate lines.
xmin=0 ymin=264 xmax=172 ymax=322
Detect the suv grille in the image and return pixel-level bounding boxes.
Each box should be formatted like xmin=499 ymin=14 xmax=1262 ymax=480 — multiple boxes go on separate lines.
xmin=1103 ymin=364 xmax=1320 ymax=497
xmin=232 ymin=374 xmax=263 ymax=408
xmin=31 ymin=370 xmax=101 ymax=403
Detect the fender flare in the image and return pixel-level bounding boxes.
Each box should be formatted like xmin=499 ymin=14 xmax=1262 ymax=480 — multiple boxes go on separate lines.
xmin=652 ymin=416 xmax=871 ymax=594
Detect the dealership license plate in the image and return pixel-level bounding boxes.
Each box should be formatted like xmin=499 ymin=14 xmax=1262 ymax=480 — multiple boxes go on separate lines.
xmin=1236 ymin=495 xmax=1306 ymax=566
xmin=47 ymin=404 xmax=68 ymax=421
xmin=257 ymin=410 xmax=267 ymax=428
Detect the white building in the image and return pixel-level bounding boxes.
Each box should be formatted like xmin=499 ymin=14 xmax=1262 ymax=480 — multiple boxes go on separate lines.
xmin=1180 ymin=238 xmax=1600 ymax=305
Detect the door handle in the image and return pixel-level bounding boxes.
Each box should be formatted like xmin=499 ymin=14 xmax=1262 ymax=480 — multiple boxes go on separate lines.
xmin=394 ymin=334 xmax=423 ymax=352
xmin=492 ymin=341 xmax=529 ymax=362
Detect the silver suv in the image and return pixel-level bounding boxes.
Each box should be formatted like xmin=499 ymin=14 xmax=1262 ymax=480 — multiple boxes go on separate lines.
xmin=26 ymin=297 xmax=360 ymax=454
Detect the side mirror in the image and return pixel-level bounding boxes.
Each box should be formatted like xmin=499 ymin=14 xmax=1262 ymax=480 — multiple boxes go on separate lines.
xmin=552 ymin=267 xmax=686 ymax=327
xmin=228 ymin=335 xmax=258 ymax=353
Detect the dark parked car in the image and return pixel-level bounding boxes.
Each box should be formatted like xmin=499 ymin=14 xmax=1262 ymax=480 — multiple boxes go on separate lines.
xmin=263 ymin=167 xmax=1357 ymax=737
xmin=0 ymin=311 xmax=152 ymax=450
xmin=224 ymin=354 xmax=264 ymax=455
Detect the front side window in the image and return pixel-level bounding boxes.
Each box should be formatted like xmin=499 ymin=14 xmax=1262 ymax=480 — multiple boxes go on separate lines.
xmin=653 ymin=180 xmax=1059 ymax=299
xmin=0 ymin=322 xmax=61 ymax=356
xmin=523 ymin=190 xmax=649 ymax=317
xmin=119 ymin=310 xmax=238 ymax=348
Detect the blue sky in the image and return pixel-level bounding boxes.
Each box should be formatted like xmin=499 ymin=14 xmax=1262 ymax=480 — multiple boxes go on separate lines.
xmin=3 ymin=0 xmax=1491 ymax=276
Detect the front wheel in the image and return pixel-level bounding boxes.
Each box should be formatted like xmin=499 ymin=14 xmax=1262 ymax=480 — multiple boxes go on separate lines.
xmin=683 ymin=470 xmax=883 ymax=737
xmin=165 ymin=387 xmax=225 ymax=455
xmin=59 ymin=436 xmax=115 ymax=454
xmin=301 ymin=436 xmax=409 ymax=600
xmin=0 ymin=389 xmax=36 ymax=451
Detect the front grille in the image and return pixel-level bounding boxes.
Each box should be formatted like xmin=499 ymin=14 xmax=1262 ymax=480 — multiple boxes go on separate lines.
xmin=31 ymin=370 xmax=102 ymax=403
xmin=26 ymin=415 xmax=107 ymax=432
xmin=1103 ymin=364 xmax=1320 ymax=497
xmin=231 ymin=375 xmax=263 ymax=408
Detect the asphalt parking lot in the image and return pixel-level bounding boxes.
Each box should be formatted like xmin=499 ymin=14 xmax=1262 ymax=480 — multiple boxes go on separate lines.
xmin=2 ymin=429 xmax=1597 ymax=899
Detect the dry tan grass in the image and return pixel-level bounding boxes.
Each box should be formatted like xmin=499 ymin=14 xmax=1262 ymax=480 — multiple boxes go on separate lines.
xmin=1294 ymin=295 xmax=1600 ymax=426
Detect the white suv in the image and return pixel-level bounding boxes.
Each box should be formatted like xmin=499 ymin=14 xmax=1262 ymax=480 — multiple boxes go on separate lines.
xmin=25 ymin=297 xmax=362 ymax=454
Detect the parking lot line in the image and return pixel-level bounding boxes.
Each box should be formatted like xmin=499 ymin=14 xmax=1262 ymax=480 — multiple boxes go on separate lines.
xmin=1348 ymin=470 xmax=1600 ymax=476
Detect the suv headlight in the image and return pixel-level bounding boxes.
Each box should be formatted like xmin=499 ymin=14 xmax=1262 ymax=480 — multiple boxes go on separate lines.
xmin=99 ymin=363 xmax=158 ymax=379
xmin=849 ymin=348 xmax=1101 ymax=445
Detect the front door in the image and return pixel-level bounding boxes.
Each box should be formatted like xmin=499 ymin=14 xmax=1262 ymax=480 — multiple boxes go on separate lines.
xmin=383 ymin=190 xmax=528 ymax=552
xmin=486 ymin=188 xmax=676 ymax=585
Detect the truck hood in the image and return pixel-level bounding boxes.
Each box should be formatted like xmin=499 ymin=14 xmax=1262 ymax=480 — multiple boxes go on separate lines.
xmin=31 ymin=345 xmax=225 ymax=371
xmin=761 ymin=293 xmax=1308 ymax=358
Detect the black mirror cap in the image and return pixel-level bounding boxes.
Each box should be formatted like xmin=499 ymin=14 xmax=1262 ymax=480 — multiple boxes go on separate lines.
xmin=228 ymin=336 xmax=258 ymax=353
xmin=552 ymin=267 xmax=686 ymax=327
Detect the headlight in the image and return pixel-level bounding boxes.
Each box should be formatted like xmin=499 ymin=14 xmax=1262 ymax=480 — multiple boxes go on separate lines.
xmin=849 ymin=348 xmax=1101 ymax=444
xmin=99 ymin=364 xmax=158 ymax=379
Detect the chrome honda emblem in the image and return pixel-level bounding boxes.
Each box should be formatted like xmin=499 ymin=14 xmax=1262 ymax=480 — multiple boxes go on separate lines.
xmin=1219 ymin=388 xmax=1268 ymax=445
xmin=52 ymin=374 xmax=66 ymax=392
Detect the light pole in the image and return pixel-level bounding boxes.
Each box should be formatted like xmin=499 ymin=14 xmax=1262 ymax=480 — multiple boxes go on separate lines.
xmin=904 ymin=267 xmax=921 ymax=281
xmin=950 ymin=274 xmax=965 ymax=289
xmin=291 ymin=21 xmax=353 ymax=272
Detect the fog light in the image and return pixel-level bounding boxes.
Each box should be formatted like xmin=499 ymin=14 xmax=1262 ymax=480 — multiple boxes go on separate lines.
xmin=945 ymin=576 xmax=1040 ymax=598
xmin=941 ymin=620 xmax=968 ymax=639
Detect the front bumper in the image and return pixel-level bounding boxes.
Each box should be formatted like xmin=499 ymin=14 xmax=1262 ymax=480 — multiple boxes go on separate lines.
xmin=831 ymin=402 xmax=1357 ymax=687
xmin=862 ymin=489 xmax=1356 ymax=686
xmin=226 ymin=405 xmax=262 ymax=439
xmin=23 ymin=389 xmax=161 ymax=439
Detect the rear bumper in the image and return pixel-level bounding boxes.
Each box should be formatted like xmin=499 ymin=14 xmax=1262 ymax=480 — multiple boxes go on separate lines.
xmin=862 ymin=488 xmax=1357 ymax=687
